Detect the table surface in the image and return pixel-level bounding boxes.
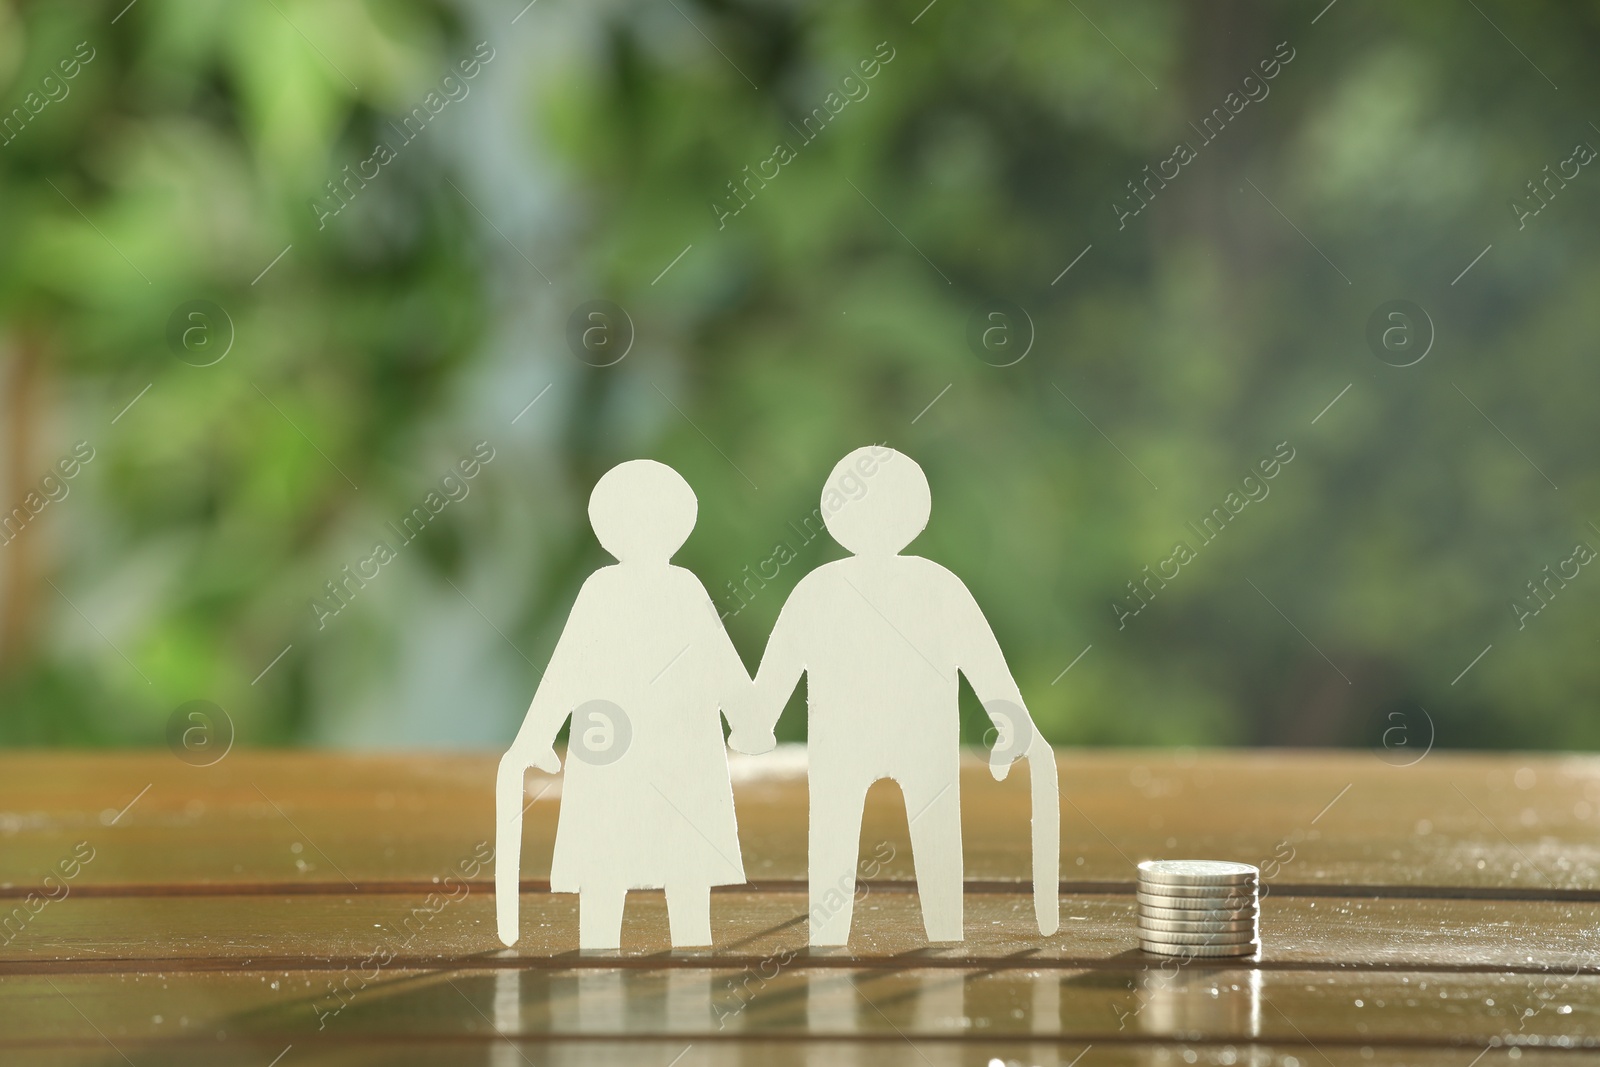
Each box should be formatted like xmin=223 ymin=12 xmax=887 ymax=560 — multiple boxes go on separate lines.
xmin=1 ymin=747 xmax=1597 ymax=1066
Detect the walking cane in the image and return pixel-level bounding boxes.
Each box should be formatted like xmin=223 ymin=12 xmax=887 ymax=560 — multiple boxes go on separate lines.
xmin=1027 ymin=734 xmax=1060 ymax=936
xmin=495 ymin=754 xmax=528 ymax=946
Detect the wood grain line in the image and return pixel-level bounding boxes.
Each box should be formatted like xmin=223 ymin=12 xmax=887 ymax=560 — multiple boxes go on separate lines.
xmin=0 ymin=1032 xmax=1587 ymax=1052
xmin=4 ymin=954 xmax=1596 ymax=978
xmin=5 ymin=879 xmax=1595 ymax=902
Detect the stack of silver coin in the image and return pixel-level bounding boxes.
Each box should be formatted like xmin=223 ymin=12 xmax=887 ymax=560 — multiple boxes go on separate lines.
xmin=1136 ymin=859 xmax=1259 ymax=957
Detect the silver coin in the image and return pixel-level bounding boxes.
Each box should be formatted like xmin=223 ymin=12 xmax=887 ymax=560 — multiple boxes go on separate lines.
xmin=1138 ymin=859 xmax=1259 ymax=886
xmin=1132 ymin=889 xmax=1254 ymax=908
xmin=1138 ymin=902 xmax=1257 ymax=923
xmin=1141 ymin=938 xmax=1259 ymax=958
xmin=1137 ymin=926 xmax=1258 ymax=945
xmin=1136 ymin=888 xmax=1257 ymax=908
xmin=1139 ymin=927 xmax=1260 ymax=947
xmin=1139 ymin=915 xmax=1257 ymax=934
xmin=1132 ymin=876 xmax=1254 ymax=902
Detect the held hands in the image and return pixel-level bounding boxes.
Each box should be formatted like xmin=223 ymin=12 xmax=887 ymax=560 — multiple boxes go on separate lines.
xmin=725 ymin=675 xmax=778 ymax=755
xmin=728 ymin=729 xmax=778 ymax=755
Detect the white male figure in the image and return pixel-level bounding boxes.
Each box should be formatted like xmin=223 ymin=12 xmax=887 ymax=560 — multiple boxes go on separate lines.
xmin=738 ymin=446 xmax=1059 ymax=946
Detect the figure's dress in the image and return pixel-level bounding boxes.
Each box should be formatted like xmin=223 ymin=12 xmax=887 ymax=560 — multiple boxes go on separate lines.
xmin=532 ymin=564 xmax=746 ymax=892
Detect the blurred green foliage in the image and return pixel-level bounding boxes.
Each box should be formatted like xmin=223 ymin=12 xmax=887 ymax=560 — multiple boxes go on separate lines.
xmin=1 ymin=0 xmax=1597 ymax=752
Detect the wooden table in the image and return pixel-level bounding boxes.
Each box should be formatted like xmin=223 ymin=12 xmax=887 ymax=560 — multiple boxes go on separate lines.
xmin=1 ymin=748 xmax=1597 ymax=1065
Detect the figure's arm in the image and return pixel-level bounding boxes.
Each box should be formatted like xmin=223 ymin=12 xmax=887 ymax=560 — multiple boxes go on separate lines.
xmin=737 ymin=585 xmax=810 ymax=752
xmin=692 ymin=590 xmax=767 ymax=753
xmin=950 ymin=580 xmax=1044 ymax=782
xmin=498 ymin=649 xmax=579 ymax=779
xmin=948 ymin=572 xmax=1060 ymax=936
xmin=496 ymin=581 xmax=596 ymax=946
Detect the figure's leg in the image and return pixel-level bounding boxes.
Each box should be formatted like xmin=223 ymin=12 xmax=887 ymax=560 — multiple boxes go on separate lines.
xmin=578 ymin=887 xmax=628 ymax=951
xmin=904 ymin=773 xmax=963 ymax=942
xmin=809 ymin=776 xmax=869 ymax=946
xmin=666 ymin=883 xmax=712 ymax=947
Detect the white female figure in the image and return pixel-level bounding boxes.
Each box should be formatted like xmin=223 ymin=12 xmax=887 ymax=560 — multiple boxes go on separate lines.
xmin=495 ymin=460 xmax=758 ymax=950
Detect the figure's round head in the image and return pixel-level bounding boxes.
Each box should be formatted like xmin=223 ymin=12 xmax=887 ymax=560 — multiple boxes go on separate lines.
xmin=588 ymin=459 xmax=697 ymax=564
xmin=820 ymin=446 xmax=930 ymax=557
